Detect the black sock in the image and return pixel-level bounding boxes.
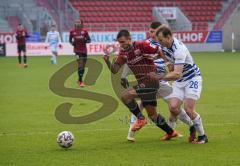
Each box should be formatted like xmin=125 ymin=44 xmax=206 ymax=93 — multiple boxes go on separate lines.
xmin=125 ymin=100 xmax=144 ymax=119
xmin=23 ymin=55 xmax=27 ymax=64
xmin=78 ymin=67 xmax=84 ymax=82
xmin=18 ymin=55 xmax=21 ymax=64
xmin=151 ymin=114 xmax=173 ymax=134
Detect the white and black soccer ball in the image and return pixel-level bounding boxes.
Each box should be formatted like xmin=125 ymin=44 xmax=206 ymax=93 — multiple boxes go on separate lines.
xmin=57 ymin=131 xmax=74 ymax=148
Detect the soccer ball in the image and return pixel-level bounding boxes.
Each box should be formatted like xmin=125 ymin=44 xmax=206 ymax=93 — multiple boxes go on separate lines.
xmin=57 ymin=131 xmax=74 ymax=148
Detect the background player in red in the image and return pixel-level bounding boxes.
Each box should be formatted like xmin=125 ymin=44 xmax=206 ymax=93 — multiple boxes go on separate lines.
xmin=69 ymin=20 xmax=91 ymax=87
xmin=15 ymin=24 xmax=29 ymax=68
xmin=103 ymin=30 xmax=178 ymax=140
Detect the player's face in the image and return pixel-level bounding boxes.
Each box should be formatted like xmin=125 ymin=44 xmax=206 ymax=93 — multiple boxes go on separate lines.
xmin=51 ymin=26 xmax=56 ymax=31
xmin=149 ymin=28 xmax=157 ymax=41
xmin=157 ymin=32 xmax=172 ymax=48
xmin=117 ymin=36 xmax=132 ymax=51
xmin=18 ymin=25 xmax=23 ymax=30
xmin=75 ymin=23 xmax=83 ymax=30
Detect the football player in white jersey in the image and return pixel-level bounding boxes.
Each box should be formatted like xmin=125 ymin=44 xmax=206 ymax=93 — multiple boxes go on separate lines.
xmin=45 ymin=25 xmax=62 ymax=64
xmin=122 ymin=22 xmax=195 ymax=142
xmin=151 ymin=25 xmax=208 ymax=144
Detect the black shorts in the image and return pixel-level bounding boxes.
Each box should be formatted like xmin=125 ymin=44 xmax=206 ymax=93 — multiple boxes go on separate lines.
xmin=75 ymin=53 xmax=87 ymax=60
xmin=17 ymin=45 xmax=26 ymax=53
xmin=133 ymin=80 xmax=159 ymax=107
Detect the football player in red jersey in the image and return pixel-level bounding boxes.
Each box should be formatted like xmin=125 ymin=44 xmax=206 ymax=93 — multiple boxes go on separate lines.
xmin=15 ymin=24 xmax=29 ymax=68
xmin=69 ymin=20 xmax=91 ymax=87
xmin=103 ymin=29 xmax=178 ymax=140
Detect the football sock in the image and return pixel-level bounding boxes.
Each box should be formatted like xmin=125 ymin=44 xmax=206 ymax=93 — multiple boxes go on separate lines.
xmin=130 ymin=114 xmax=137 ymax=126
xmin=168 ymin=117 xmax=177 ymax=129
xmin=50 ymin=53 xmax=57 ymax=64
xmin=151 ymin=114 xmax=173 ymax=134
xmin=177 ymin=108 xmax=193 ymax=127
xmin=78 ymin=67 xmax=85 ymax=82
xmin=23 ymin=55 xmax=27 ymax=64
xmin=129 ymin=114 xmax=137 ymax=132
xmin=18 ymin=55 xmax=21 ymax=64
xmin=192 ymin=114 xmax=205 ymax=136
xmin=125 ymin=100 xmax=144 ymax=119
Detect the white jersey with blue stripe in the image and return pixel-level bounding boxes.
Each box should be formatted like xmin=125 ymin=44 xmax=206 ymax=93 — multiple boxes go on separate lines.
xmin=45 ymin=31 xmax=61 ymax=45
xmin=161 ymin=37 xmax=201 ymax=82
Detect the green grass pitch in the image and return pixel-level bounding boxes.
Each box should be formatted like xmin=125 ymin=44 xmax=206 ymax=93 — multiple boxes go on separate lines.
xmin=0 ymin=52 xmax=240 ymax=166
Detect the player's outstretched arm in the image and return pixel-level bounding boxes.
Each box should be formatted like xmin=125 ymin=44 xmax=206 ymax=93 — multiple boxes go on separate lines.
xmin=120 ymin=65 xmax=130 ymax=89
xmin=103 ymin=46 xmax=121 ymax=74
xmin=103 ymin=55 xmax=120 ymax=74
xmin=148 ymin=64 xmax=183 ymax=81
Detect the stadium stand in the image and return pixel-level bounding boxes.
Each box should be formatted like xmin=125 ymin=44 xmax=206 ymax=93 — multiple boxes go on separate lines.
xmin=213 ymin=0 xmax=240 ymax=30
xmin=70 ymin=0 xmax=223 ymax=31
xmin=0 ymin=17 xmax=13 ymax=32
xmin=6 ymin=16 xmax=20 ymax=32
xmin=37 ymin=0 xmax=79 ymax=32
xmin=0 ymin=0 xmax=56 ymax=33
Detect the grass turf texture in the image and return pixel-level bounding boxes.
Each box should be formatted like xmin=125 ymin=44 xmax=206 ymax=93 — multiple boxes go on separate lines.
xmin=0 ymin=52 xmax=240 ymax=166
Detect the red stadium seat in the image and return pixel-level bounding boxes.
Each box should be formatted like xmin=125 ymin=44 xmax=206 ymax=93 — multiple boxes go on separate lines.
xmin=70 ymin=0 xmax=222 ymax=31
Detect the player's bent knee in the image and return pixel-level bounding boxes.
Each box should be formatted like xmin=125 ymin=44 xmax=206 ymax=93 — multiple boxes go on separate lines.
xmin=168 ymin=103 xmax=180 ymax=113
xmin=120 ymin=91 xmax=132 ymax=103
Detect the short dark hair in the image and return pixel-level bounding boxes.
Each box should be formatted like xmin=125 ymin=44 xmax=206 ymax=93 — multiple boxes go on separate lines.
xmin=117 ymin=29 xmax=130 ymax=39
xmin=156 ymin=25 xmax=172 ymax=37
xmin=150 ymin=21 xmax=162 ymax=29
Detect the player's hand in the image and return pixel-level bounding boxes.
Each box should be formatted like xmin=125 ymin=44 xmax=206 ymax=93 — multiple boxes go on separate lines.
xmin=103 ymin=45 xmax=110 ymax=55
xmin=166 ymin=62 xmax=174 ymax=72
xmin=120 ymin=78 xmax=129 ymax=89
xmin=103 ymin=44 xmax=117 ymax=55
xmin=59 ymin=44 xmax=63 ymax=48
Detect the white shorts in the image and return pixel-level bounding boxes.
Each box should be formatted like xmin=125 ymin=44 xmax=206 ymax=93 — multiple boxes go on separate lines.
xmin=157 ymin=81 xmax=172 ymax=101
xmin=169 ymin=76 xmax=202 ymax=101
xmin=50 ymin=44 xmax=58 ymax=53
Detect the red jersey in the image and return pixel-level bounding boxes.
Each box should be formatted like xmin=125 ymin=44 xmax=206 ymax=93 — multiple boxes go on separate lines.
xmin=115 ymin=41 xmax=159 ymax=84
xmin=16 ymin=29 xmax=28 ymax=45
xmin=69 ymin=28 xmax=91 ymax=54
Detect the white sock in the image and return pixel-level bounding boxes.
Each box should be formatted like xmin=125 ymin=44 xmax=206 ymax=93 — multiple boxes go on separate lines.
xmin=192 ymin=114 xmax=205 ymax=136
xmin=51 ymin=54 xmax=57 ymax=64
xmin=177 ymin=108 xmax=193 ymax=127
xmin=168 ymin=116 xmax=177 ymax=129
xmin=129 ymin=114 xmax=137 ymax=132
